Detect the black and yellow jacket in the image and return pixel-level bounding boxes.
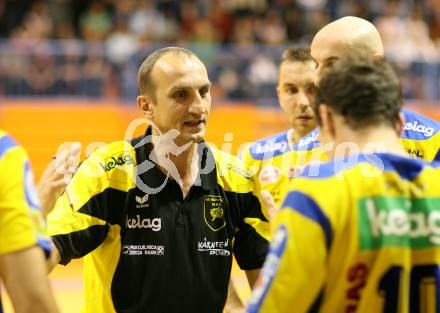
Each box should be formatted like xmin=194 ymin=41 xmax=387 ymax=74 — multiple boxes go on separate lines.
xmin=48 ymin=128 xmax=269 ymax=313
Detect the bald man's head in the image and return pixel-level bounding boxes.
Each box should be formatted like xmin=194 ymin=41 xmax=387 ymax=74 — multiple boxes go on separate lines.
xmin=311 ymin=16 xmax=384 ymax=78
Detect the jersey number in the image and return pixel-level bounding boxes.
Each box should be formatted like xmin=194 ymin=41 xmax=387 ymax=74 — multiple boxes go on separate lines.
xmin=379 ymin=265 xmax=440 ymax=313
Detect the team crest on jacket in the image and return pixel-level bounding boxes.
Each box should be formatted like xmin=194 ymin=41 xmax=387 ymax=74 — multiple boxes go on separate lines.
xmin=204 ymin=195 xmax=226 ymax=231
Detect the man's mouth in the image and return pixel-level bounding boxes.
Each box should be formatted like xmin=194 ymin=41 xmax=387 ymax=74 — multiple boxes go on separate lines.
xmin=297 ymin=115 xmax=313 ymax=121
xmin=184 ymin=119 xmax=205 ymax=127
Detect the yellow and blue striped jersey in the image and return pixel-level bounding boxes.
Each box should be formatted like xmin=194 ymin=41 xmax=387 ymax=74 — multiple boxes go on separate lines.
xmin=240 ymin=129 xmax=327 ymax=214
xmin=400 ymin=108 xmax=440 ymax=161
xmin=0 ymin=130 xmax=51 ymax=256
xmin=248 ymin=152 xmax=440 ymax=313
xmin=295 ymin=109 xmax=440 ymax=162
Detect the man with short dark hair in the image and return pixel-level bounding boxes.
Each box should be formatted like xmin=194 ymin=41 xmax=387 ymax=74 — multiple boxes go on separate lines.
xmin=240 ymin=47 xmax=318 ymax=216
xmin=248 ymin=51 xmax=440 ymax=313
xmin=47 ymin=47 xmax=269 ymax=313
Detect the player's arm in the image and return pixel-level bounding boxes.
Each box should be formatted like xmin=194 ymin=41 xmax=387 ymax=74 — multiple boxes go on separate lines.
xmin=247 ymin=190 xmax=330 ymax=313
xmin=223 ymin=268 xmax=260 ymax=313
xmin=0 ymin=140 xmax=60 ymax=313
xmin=224 ymin=279 xmax=246 ymax=313
xmin=245 ymin=269 xmax=260 ymax=288
xmin=0 ymin=246 xmax=59 ymax=313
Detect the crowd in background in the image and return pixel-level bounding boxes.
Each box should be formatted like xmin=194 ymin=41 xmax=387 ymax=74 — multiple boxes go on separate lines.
xmin=0 ymin=0 xmax=439 ymax=103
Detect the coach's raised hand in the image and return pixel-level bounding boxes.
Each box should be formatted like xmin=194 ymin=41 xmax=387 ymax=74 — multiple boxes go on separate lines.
xmin=37 ymin=142 xmax=81 ymax=217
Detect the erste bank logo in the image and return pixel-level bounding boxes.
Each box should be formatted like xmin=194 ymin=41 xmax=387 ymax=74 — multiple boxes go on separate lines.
xmin=122 ymin=244 xmax=164 ymax=256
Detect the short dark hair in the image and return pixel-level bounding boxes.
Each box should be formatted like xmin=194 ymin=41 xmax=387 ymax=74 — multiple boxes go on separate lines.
xmin=281 ymin=47 xmax=312 ymax=64
xmin=315 ymin=53 xmax=402 ymax=129
xmin=138 ymin=47 xmax=195 ymax=97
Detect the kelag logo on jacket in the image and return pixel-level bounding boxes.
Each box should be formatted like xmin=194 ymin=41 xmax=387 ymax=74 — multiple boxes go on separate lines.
xmin=99 ymin=155 xmax=134 ymax=172
xmin=204 ymin=195 xmax=226 ymax=231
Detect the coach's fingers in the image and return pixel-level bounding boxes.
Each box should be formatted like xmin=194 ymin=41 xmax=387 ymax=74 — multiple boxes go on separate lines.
xmin=38 ymin=143 xmax=81 ymax=217
xmin=260 ymin=189 xmax=278 ymax=221
xmin=63 ymin=143 xmax=81 ymax=183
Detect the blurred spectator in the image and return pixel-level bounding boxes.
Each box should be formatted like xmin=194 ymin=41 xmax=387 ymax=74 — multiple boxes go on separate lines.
xmin=79 ymin=1 xmax=112 ymax=42
xmin=0 ymin=0 xmax=439 ymax=102
xmin=18 ymin=1 xmax=54 ymax=41
xmin=283 ymin=5 xmax=305 ymax=42
xmin=180 ymin=1 xmax=199 ymax=40
xmin=224 ymin=0 xmax=268 ymax=14
xmin=232 ymin=16 xmax=257 ymax=44
xmin=106 ymin=16 xmax=139 ymax=65
xmin=247 ymin=54 xmax=278 ymax=101
xmin=25 ymin=45 xmax=58 ymax=95
xmin=81 ymin=54 xmax=112 ymax=97
xmin=208 ymin=0 xmax=234 ymax=43
xmin=255 ymin=10 xmax=287 ymax=44
xmin=55 ymin=21 xmax=76 ymax=39
xmin=376 ymin=1 xmax=439 ymax=63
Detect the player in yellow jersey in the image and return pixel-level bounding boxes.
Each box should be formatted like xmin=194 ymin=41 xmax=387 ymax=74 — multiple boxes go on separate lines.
xmin=0 ymin=130 xmax=59 ymax=313
xmin=249 ymin=52 xmax=440 ymax=313
xmin=240 ymin=47 xmax=319 ymax=215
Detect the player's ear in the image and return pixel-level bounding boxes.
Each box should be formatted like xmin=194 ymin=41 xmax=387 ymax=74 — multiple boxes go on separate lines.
xmin=319 ymin=104 xmax=336 ymax=139
xmin=137 ymin=95 xmax=153 ymax=120
xmin=396 ymin=112 xmax=405 ymax=136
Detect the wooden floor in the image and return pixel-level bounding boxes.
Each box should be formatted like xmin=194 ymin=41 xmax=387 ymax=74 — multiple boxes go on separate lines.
xmin=2 ymin=260 xmax=251 ymax=313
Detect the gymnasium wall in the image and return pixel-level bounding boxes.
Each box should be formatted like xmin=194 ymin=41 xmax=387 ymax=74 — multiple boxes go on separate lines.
xmin=1 ymin=100 xmax=439 ymax=178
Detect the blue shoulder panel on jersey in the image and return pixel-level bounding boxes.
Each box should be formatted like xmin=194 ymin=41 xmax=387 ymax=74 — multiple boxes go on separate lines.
xmin=0 ymin=135 xmax=17 ymax=159
xmin=293 ymin=128 xmax=320 ymax=151
xmin=378 ymin=152 xmax=438 ymax=180
xmin=248 ymin=131 xmax=292 ymax=160
xmin=297 ymin=152 xmax=435 ymax=181
xmin=281 ymin=191 xmax=332 ymax=249
xmin=401 ymin=108 xmax=439 ymax=140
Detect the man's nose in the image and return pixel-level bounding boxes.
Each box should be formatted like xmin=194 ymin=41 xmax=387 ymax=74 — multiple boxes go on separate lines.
xmin=188 ymin=92 xmax=206 ymax=114
xmin=297 ymin=90 xmax=310 ymax=108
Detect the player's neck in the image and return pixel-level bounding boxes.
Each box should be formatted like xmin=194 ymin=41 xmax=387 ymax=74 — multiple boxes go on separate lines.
xmin=288 ymin=128 xmax=311 ymax=145
xmin=334 ymin=125 xmax=406 ymax=158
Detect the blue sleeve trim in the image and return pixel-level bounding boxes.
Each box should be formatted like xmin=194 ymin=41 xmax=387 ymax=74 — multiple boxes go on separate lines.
xmin=37 ymin=237 xmax=52 ymax=258
xmin=281 ymin=191 xmax=332 ymax=249
xmin=24 ymin=161 xmax=41 ymax=210
xmin=0 ymin=135 xmax=17 ymax=158
xmin=247 ymin=225 xmax=288 ymax=313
